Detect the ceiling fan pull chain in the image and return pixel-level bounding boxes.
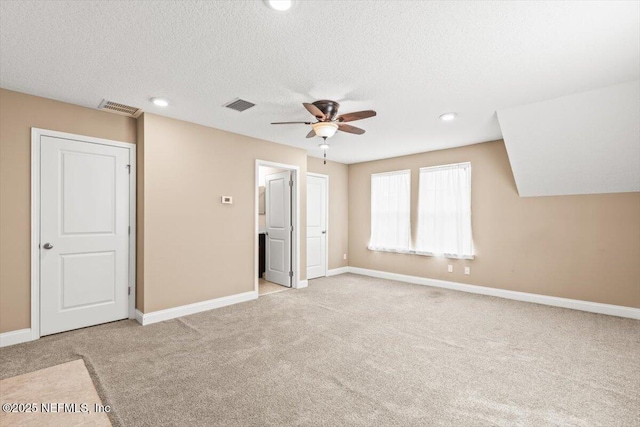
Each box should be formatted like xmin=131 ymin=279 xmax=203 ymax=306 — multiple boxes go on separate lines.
xmin=323 ymin=137 xmax=327 ymax=164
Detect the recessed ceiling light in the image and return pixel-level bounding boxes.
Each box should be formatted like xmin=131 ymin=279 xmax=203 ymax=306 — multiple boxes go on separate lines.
xmin=151 ymin=98 xmax=169 ymax=107
xmin=319 ymin=143 xmax=330 ymax=150
xmin=267 ymin=0 xmax=292 ymax=11
xmin=439 ymin=112 xmax=457 ymax=121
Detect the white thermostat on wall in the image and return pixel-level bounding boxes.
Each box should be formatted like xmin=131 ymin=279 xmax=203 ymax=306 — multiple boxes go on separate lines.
xmin=221 ymin=196 xmax=233 ymax=204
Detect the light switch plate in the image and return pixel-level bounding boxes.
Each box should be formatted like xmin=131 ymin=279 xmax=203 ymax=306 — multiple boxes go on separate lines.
xmin=447 ymin=265 xmax=453 ymax=273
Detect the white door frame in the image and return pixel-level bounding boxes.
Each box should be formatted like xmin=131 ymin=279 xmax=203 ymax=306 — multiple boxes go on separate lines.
xmin=255 ymin=160 xmax=302 ymax=293
xmin=31 ymin=128 xmax=137 ymax=341
xmin=307 ymin=172 xmax=329 ymax=277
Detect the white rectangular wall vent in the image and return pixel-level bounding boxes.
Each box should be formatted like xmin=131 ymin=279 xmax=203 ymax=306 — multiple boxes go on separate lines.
xmin=223 ymin=98 xmax=255 ymax=112
xmin=98 ymin=99 xmax=143 ymax=117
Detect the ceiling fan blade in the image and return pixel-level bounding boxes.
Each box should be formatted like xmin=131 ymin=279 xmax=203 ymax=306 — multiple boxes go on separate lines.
xmin=338 ymin=124 xmax=366 ymax=135
xmin=270 ymin=121 xmax=312 ymax=125
xmin=303 ymin=103 xmax=326 ymax=120
xmin=306 ymin=129 xmax=316 ymax=139
xmin=337 ymin=110 xmax=377 ymax=123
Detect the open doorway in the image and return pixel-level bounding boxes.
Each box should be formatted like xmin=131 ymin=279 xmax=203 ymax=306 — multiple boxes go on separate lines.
xmin=255 ymin=161 xmax=301 ymax=296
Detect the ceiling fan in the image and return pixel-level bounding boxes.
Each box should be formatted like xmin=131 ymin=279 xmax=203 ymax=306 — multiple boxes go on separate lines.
xmin=271 ymin=100 xmax=376 ymax=139
xmin=271 ymin=100 xmax=377 ymax=163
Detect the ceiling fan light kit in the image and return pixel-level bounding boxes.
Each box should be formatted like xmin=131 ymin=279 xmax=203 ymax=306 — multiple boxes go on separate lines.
xmin=271 ymin=99 xmax=377 ymax=164
xmin=312 ymin=122 xmax=339 ymax=138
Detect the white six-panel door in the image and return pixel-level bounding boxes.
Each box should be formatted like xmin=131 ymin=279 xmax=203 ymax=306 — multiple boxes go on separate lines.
xmin=307 ymin=174 xmax=327 ymax=279
xmin=265 ymin=171 xmax=292 ymax=287
xmin=39 ymin=135 xmax=131 ymax=336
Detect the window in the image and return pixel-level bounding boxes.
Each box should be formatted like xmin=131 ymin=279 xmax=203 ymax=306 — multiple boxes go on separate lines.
xmin=416 ymin=162 xmax=473 ymax=259
xmin=368 ymin=170 xmax=411 ymax=253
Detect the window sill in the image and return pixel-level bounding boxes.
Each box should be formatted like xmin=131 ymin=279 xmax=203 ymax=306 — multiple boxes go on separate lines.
xmin=368 ymin=247 xmax=474 ymax=260
xmin=367 ymin=246 xmax=411 ymax=255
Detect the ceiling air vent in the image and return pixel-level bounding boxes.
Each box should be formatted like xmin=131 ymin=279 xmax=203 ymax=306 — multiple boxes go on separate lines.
xmin=223 ymin=98 xmax=255 ymax=112
xmin=98 ymin=99 xmax=143 ymax=117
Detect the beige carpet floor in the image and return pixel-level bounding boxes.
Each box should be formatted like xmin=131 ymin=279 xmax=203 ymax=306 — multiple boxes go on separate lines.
xmin=1 ymin=273 xmax=638 ymax=426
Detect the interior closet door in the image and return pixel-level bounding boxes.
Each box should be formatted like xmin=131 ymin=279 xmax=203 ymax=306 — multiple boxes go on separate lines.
xmin=39 ymin=135 xmax=131 ymax=336
xmin=307 ymin=174 xmax=327 ymax=279
xmin=265 ymin=171 xmax=292 ymax=287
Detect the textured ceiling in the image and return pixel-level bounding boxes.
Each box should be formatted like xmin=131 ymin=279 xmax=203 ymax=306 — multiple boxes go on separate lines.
xmin=1 ymin=1 xmax=638 ymax=164
xmin=498 ymin=81 xmax=640 ymax=197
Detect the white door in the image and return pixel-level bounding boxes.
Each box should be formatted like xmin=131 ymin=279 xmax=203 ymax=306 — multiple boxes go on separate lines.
xmin=40 ymin=135 xmax=131 ymax=336
xmin=265 ymin=171 xmax=292 ymax=287
xmin=307 ymin=174 xmax=327 ymax=279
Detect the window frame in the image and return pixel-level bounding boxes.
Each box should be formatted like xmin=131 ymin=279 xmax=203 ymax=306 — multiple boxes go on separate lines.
xmin=368 ymin=169 xmax=412 ymax=254
xmin=415 ymin=162 xmax=474 ymax=260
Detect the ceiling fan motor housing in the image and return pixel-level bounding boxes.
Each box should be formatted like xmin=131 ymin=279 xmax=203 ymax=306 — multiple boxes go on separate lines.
xmin=312 ymin=100 xmax=340 ymax=121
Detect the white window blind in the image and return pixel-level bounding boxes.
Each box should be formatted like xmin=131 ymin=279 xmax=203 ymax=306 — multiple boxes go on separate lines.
xmin=368 ymin=170 xmax=411 ymax=253
xmin=416 ymin=162 xmax=473 ymax=259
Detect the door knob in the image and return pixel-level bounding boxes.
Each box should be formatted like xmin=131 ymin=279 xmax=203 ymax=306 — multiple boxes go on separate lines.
xmin=43 ymin=243 xmax=54 ymax=250
xmin=322 ymin=231 xmax=326 ymax=234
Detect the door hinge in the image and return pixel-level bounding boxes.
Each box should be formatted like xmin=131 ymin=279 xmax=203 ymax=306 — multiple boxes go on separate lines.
xmin=289 ymin=271 xmax=293 ymax=278
xmin=128 ymin=225 xmax=131 ymax=235
xmin=128 ymin=286 xmax=131 ymax=296
xmin=126 ymin=164 xmax=131 ymax=173
xmin=290 ymin=225 xmax=293 ymax=232
xmin=289 ymin=180 xmax=293 ymax=187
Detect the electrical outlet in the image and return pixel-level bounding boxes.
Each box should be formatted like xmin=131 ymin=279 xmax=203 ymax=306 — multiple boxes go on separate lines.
xmin=343 ymin=254 xmax=347 ymax=260
xmin=464 ymin=266 xmax=470 ymax=275
xmin=447 ymin=265 xmax=453 ymax=273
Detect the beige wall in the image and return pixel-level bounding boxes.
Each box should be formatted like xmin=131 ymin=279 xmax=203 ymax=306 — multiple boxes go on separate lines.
xmin=139 ymin=113 xmax=307 ymax=313
xmin=348 ymin=140 xmax=640 ymax=308
xmin=308 ymin=157 xmax=349 ymax=271
xmin=2 ymin=87 xmax=637 ymax=333
xmin=0 ymin=89 xmax=137 ymax=333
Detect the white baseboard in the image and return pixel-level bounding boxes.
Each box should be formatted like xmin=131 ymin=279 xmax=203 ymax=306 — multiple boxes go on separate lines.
xmin=346 ymin=267 xmax=640 ymax=320
xmin=135 ymin=309 xmax=144 ymax=325
xmin=135 ymin=291 xmax=258 ymax=326
xmin=0 ymin=328 xmax=33 ymax=348
xmin=327 ymin=267 xmax=349 ymax=276
xmin=296 ymin=280 xmax=308 ymax=289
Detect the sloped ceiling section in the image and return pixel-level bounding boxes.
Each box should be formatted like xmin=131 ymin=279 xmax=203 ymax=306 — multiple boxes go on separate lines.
xmin=497 ymin=80 xmax=640 ymax=197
